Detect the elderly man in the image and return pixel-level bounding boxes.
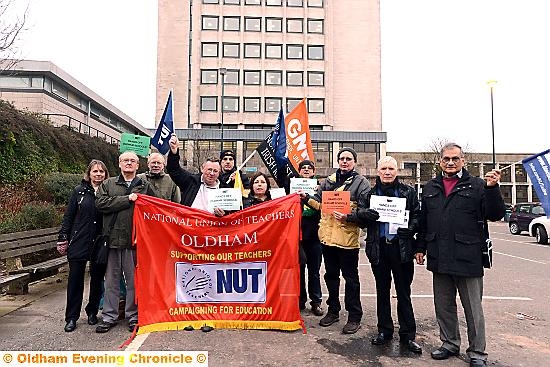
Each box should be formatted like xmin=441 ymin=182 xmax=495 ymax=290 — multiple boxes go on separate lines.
xmin=416 ymin=143 xmax=505 ymax=367
xmin=138 ymin=152 xmax=180 ymax=203
xmin=359 ymin=156 xmax=422 ymax=353
xmin=219 ymin=149 xmax=250 ymax=188
xmin=95 ymin=151 xmax=151 ymax=333
xmin=167 ymin=135 xmax=228 ymax=216
xmin=302 ymin=147 xmax=370 ymax=334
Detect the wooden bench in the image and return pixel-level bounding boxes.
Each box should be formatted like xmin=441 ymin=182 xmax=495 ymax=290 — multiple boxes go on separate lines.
xmin=0 ymin=227 xmax=66 ymax=294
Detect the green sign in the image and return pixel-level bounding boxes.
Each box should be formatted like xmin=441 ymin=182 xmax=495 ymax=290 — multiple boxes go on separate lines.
xmin=120 ymin=133 xmax=151 ymax=157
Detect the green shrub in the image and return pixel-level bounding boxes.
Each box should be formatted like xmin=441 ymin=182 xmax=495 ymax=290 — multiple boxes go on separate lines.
xmin=0 ymin=202 xmax=62 ymax=234
xmin=39 ymin=173 xmax=83 ymax=205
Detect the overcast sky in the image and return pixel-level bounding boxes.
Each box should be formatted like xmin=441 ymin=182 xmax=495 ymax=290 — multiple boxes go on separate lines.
xmin=13 ymin=0 xmax=550 ymax=155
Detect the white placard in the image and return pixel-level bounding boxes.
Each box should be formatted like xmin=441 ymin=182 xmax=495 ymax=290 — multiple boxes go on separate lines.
xmin=207 ymin=188 xmax=242 ymax=211
xmin=269 ymin=188 xmax=287 ymax=199
xmin=389 ymin=210 xmax=409 ymax=234
xmin=370 ymin=195 xmax=407 ymax=224
xmin=289 ymin=178 xmax=318 ymax=195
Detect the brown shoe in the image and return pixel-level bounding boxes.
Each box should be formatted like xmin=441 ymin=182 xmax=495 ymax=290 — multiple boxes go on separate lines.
xmin=342 ymin=321 xmax=361 ymax=334
xmin=311 ymin=304 xmax=324 ymax=316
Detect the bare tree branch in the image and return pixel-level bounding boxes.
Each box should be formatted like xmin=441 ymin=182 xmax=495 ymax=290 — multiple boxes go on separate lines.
xmin=0 ymin=0 xmax=29 ymax=72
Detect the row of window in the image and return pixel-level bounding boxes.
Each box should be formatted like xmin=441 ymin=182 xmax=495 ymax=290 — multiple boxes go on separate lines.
xmin=200 ymin=96 xmax=324 ymax=113
xmin=203 ymin=0 xmax=323 ymax=7
xmin=202 ymin=69 xmax=324 ymax=86
xmin=202 ymin=42 xmax=324 ymax=60
xmin=202 ymin=16 xmax=323 ymax=34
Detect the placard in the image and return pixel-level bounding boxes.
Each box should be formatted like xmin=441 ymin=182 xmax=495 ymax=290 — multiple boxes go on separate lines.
xmin=389 ymin=210 xmax=409 ymax=234
xmin=269 ymin=188 xmax=287 ymax=199
xmin=290 ymin=178 xmax=318 ymax=195
xmin=370 ymin=195 xmax=407 ymax=224
xmin=207 ymin=188 xmax=242 ymax=211
xmin=120 ymin=133 xmax=151 ymax=157
xmin=321 ymin=191 xmax=351 ymax=214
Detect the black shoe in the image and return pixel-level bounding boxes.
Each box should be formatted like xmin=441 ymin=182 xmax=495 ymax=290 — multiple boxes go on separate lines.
xmin=404 ymin=340 xmax=422 ymax=354
xmin=319 ymin=313 xmax=339 ymax=327
xmin=431 ymin=346 xmax=458 ymax=360
xmin=311 ymin=304 xmax=324 ymax=316
xmin=64 ymin=320 xmax=76 ymax=332
xmin=95 ymin=321 xmax=115 ymax=333
xmin=342 ymin=321 xmax=361 ymax=334
xmin=470 ymin=358 xmax=487 ymax=367
xmin=371 ymin=332 xmax=393 ymax=345
xmin=128 ymin=321 xmax=138 ymax=333
xmin=87 ymin=314 xmax=98 ymax=325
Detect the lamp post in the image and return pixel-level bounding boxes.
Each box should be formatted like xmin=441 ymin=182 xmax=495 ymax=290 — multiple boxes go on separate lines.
xmin=219 ymin=68 xmax=227 ymax=150
xmin=487 ymin=80 xmax=497 ymax=169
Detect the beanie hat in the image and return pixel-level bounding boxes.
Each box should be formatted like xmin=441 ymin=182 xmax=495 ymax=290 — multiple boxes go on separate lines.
xmin=337 ymin=147 xmax=358 ymax=162
xmin=298 ymin=160 xmax=315 ymax=170
xmin=220 ymin=149 xmax=235 ymax=159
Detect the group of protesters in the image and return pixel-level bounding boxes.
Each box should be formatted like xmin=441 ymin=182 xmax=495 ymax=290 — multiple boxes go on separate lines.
xmin=57 ymin=135 xmax=505 ymax=367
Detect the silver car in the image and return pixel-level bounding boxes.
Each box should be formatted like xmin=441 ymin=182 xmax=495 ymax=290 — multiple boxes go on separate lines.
xmin=529 ymin=216 xmax=550 ymax=245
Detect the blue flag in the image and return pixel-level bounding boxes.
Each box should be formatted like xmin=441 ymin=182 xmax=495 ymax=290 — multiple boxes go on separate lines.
xmin=522 ymin=149 xmax=550 ymax=218
xmin=151 ymin=91 xmax=174 ymax=155
xmin=271 ymin=108 xmax=287 ymax=168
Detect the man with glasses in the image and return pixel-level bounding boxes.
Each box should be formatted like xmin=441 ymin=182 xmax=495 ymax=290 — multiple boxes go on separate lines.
xmin=95 ymin=151 xmax=152 ymax=333
xmin=302 ymin=147 xmax=370 ymax=334
xmin=415 ymin=143 xmax=505 ymax=367
xmin=219 ymin=149 xmax=250 ymax=189
xmin=138 ymin=152 xmax=181 ymax=203
xmin=167 ymin=135 xmax=229 ymax=216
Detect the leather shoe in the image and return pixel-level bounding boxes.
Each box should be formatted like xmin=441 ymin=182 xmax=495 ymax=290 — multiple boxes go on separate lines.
xmin=64 ymin=320 xmax=76 ymax=332
xmin=311 ymin=304 xmax=324 ymax=316
xmin=87 ymin=314 xmax=98 ymax=325
xmin=128 ymin=321 xmax=138 ymax=333
xmin=470 ymin=358 xmax=487 ymax=367
xmin=404 ymin=340 xmax=422 ymax=354
xmin=431 ymin=346 xmax=458 ymax=360
xmin=95 ymin=321 xmax=115 ymax=333
xmin=342 ymin=321 xmax=361 ymax=334
xmin=319 ymin=313 xmax=339 ymax=327
xmin=371 ymin=332 xmax=393 ymax=345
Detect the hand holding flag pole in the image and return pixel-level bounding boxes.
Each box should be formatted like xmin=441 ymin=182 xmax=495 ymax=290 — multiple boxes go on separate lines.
xmin=151 ymin=91 xmax=174 ymax=155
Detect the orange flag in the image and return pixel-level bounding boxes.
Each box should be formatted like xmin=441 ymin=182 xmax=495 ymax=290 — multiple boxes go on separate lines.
xmin=284 ymin=98 xmax=314 ymax=173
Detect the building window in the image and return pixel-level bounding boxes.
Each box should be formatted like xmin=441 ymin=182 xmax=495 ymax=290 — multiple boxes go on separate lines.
xmin=307 ymin=18 xmax=323 ymax=33
xmin=223 ymin=43 xmax=240 ymax=58
xmin=307 ymin=71 xmax=324 ymax=86
xmin=307 ymin=0 xmax=323 ymax=7
xmin=287 ymin=18 xmax=303 ymax=33
xmin=245 ymin=0 xmax=261 ymax=5
xmin=266 ymin=0 xmax=282 ymax=5
xmin=245 ymin=17 xmax=261 ymax=31
xmin=201 ymin=42 xmax=218 ymax=57
xmin=244 ymin=97 xmax=261 ymax=112
xmin=0 ymin=76 xmax=31 ymax=88
xmin=222 ymin=96 xmax=239 ymax=112
xmin=286 ymin=98 xmax=301 ymax=112
xmin=266 ymin=17 xmax=282 ymax=32
xmin=201 ymin=69 xmax=218 ymax=84
xmin=244 ymin=70 xmax=261 ymax=85
xmin=223 ymin=16 xmax=240 ymax=31
xmin=224 ymin=69 xmax=240 ymax=84
xmin=244 ymin=43 xmax=261 ymax=58
xmin=265 ymin=70 xmax=282 ymax=85
xmin=265 ymin=44 xmax=283 ymax=59
xmin=307 ymin=98 xmax=324 ymax=113
xmin=202 ymin=16 xmax=219 ymax=30
xmin=201 ymin=96 xmax=218 ymax=111
xmin=224 ymin=0 xmax=240 ymax=4
xmin=308 ymin=45 xmax=324 ymax=60
xmin=287 ymin=0 xmax=303 ymax=7
xmin=52 ymin=82 xmax=68 ymax=100
xmin=286 ymin=44 xmax=303 ymax=59
xmin=265 ymin=98 xmax=282 ymax=112
xmin=203 ymin=0 xmax=219 ymax=3
xmin=286 ymin=71 xmax=303 ymax=86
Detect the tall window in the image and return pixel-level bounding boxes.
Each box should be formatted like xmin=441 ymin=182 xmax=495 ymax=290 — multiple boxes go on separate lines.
xmin=201 ymin=96 xmax=217 ymax=111
xmin=286 ymin=44 xmax=303 ymax=59
xmin=245 ymin=0 xmax=261 ymax=4
xmin=224 ymin=69 xmax=240 ymax=84
xmin=307 ymin=19 xmax=323 ymax=33
xmin=223 ymin=16 xmax=240 ymax=31
xmin=244 ymin=97 xmax=261 ymax=112
xmin=223 ymin=43 xmax=240 ymax=58
xmin=201 ymin=69 xmax=218 ymax=84
xmin=265 ymin=98 xmax=282 ymax=112
xmin=307 ymin=0 xmax=323 ymax=7
xmin=266 ymin=17 xmax=282 ymax=32
xmin=265 ymin=44 xmax=283 ymax=59
xmin=286 ymin=98 xmax=301 ymax=112
xmin=265 ymin=70 xmax=282 ymax=85
xmin=287 ymin=18 xmax=303 ymax=33
xmin=224 ymin=0 xmax=240 ymax=4
xmin=201 ymin=42 xmax=218 ymax=57
xmin=307 ymin=71 xmax=324 ymax=86
xmin=245 ymin=17 xmax=261 ymax=31
xmin=222 ymin=97 xmax=239 ymax=112
xmin=266 ymin=0 xmax=282 ymax=5
xmin=203 ymin=0 xmax=219 ymax=3
xmin=202 ymin=16 xmax=219 ymax=30
xmin=286 ymin=71 xmax=303 ymax=86
xmin=307 ymin=98 xmax=324 ymax=113
xmin=244 ymin=43 xmax=261 ymax=58
xmin=308 ymin=45 xmax=324 ymax=60
xmin=244 ymin=70 xmax=261 ymax=85
xmin=287 ymin=0 xmax=303 ymax=7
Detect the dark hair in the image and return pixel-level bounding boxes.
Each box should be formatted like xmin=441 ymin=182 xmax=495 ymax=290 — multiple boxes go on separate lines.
xmin=337 ymin=147 xmax=358 ymax=162
xmin=250 ymin=171 xmax=271 ymax=196
xmin=83 ymin=159 xmax=109 ymax=182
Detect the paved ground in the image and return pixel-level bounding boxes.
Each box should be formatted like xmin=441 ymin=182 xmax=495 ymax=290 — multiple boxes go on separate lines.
xmin=1 ymin=222 xmax=549 ymax=366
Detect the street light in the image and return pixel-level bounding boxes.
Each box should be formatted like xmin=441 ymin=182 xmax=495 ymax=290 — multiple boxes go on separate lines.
xmin=487 ymin=80 xmax=497 ymax=169
xmin=219 ymin=68 xmax=227 ymax=150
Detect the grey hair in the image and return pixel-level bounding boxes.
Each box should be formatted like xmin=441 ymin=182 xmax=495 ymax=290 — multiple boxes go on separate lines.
xmin=440 ymin=143 xmax=464 ymax=158
xmin=148 ymin=152 xmax=166 ymax=164
xmin=377 ymin=156 xmax=398 ymax=169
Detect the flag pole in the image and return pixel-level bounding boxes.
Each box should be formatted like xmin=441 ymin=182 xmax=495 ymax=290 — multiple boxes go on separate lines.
xmin=226 ymin=150 xmax=257 ymax=184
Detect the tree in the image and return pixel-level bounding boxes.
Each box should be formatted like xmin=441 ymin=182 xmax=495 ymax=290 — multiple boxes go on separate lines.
xmin=0 ymin=0 xmax=28 ymax=71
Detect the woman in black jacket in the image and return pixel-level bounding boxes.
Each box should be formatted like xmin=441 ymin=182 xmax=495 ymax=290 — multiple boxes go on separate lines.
xmin=243 ymin=172 xmax=272 ymax=208
xmin=57 ymin=160 xmax=109 ymax=332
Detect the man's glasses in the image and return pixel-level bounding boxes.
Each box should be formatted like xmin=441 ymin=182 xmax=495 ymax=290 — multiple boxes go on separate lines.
xmin=441 ymin=156 xmax=462 ymax=164
xmin=339 ymin=157 xmax=353 ymax=162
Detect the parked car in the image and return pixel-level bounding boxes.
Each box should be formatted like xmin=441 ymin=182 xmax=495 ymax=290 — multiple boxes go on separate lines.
xmin=504 ymin=203 xmax=513 ymax=222
xmin=508 ymin=202 xmax=545 ymax=235
xmin=529 ymin=216 xmax=550 ymax=244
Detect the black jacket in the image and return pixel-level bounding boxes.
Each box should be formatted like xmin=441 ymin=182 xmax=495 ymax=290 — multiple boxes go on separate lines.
xmin=361 ymin=180 xmax=420 ymax=265
xmin=58 ymin=180 xmax=102 ymax=261
xmin=417 ymin=169 xmax=505 ymax=277
xmin=219 ymin=168 xmax=250 ymax=189
xmin=242 ymin=192 xmax=271 ymax=208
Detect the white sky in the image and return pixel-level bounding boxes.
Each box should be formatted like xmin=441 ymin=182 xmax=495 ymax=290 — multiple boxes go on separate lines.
xmin=12 ymin=0 xmax=550 ymax=154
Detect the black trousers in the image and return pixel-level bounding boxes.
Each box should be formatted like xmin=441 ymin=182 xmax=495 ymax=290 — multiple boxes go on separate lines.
xmin=371 ymin=239 xmax=416 ymax=341
xmin=300 ymin=239 xmax=323 ymax=306
xmin=323 ymin=245 xmax=362 ymax=322
xmin=65 ymin=260 xmax=106 ymax=322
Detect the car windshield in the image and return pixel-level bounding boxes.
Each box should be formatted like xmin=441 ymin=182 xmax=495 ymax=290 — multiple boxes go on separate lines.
xmin=532 ymin=206 xmax=546 ymax=215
